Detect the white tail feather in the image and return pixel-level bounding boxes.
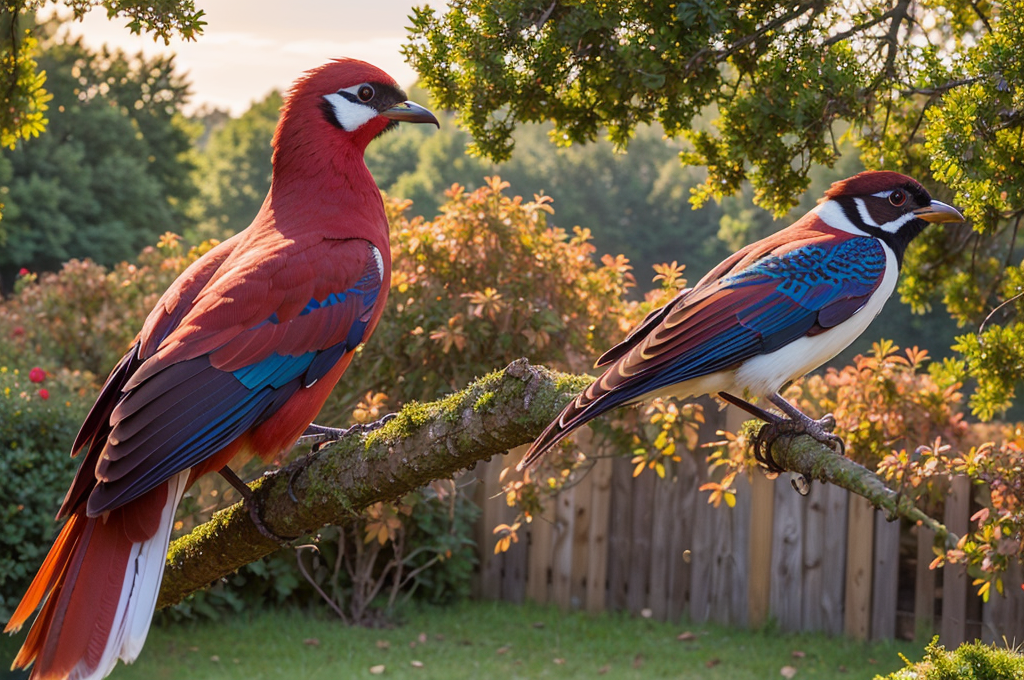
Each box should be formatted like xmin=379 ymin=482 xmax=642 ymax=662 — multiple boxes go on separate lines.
xmin=70 ymin=470 xmax=190 ymax=680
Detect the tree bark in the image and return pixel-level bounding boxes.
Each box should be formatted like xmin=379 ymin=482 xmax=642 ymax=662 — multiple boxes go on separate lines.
xmin=155 ymin=359 xmax=952 ymax=610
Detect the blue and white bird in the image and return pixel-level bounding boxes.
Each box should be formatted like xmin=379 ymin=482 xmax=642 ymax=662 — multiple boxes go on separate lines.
xmin=519 ymin=171 xmax=963 ymax=471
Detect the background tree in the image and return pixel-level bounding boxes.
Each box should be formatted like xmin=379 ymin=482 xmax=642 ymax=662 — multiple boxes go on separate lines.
xmin=189 ymin=91 xmax=281 ymax=241
xmin=0 ymin=26 xmax=197 ymax=284
xmin=0 ymin=0 xmax=204 ymax=149
xmin=404 ymin=0 xmax=1024 ymax=421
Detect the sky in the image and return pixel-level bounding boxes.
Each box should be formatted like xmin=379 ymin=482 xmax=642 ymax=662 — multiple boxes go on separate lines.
xmin=58 ymin=0 xmax=441 ymax=115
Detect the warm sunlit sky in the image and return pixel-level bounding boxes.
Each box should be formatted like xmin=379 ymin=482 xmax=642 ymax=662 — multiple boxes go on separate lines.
xmin=56 ymin=0 xmax=442 ymax=115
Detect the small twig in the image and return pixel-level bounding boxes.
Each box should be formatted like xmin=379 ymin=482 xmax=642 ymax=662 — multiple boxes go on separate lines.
xmin=978 ymin=290 xmax=1024 ymax=339
xmin=1006 ymin=212 xmax=1022 ymax=269
xmin=899 ymin=76 xmax=982 ymax=97
xmin=970 ymin=0 xmax=994 ymax=33
xmin=822 ymin=2 xmax=904 ymax=47
xmin=533 ymin=0 xmax=556 ymax=30
xmin=295 ymin=545 xmax=349 ymax=623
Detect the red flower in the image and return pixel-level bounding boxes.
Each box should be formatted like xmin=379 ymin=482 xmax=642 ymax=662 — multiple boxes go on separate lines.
xmin=29 ymin=367 xmax=45 ymax=383
xmin=38 ymin=389 xmax=49 ymax=400
xmin=11 ymin=326 xmax=25 ymax=337
xmin=18 ymin=268 xmax=29 ymax=277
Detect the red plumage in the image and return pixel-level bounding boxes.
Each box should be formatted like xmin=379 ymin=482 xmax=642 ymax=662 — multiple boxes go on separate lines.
xmin=822 ymin=170 xmax=923 ymax=199
xmin=6 ymin=59 xmax=437 ymax=680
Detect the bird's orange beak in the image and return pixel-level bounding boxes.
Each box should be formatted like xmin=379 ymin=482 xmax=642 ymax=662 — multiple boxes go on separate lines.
xmin=913 ymin=200 xmax=965 ymax=224
xmin=381 ymin=100 xmax=439 ymax=127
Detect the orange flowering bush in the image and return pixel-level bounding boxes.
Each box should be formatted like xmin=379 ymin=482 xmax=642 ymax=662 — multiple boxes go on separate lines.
xmin=706 ymin=340 xmax=1024 ymax=597
xmin=324 ymin=176 xmax=637 ymax=415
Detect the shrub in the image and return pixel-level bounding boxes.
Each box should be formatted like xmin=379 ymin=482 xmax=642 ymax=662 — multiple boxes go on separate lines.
xmin=879 ymin=638 xmax=1024 ymax=679
xmin=321 ymin=176 xmax=637 ymax=421
xmin=0 ymin=234 xmax=217 ymax=380
xmin=0 ymin=367 xmax=90 ymax=619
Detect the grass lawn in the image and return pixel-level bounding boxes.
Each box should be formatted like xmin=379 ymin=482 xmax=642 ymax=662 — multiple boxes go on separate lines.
xmin=2 ymin=600 xmax=926 ymax=680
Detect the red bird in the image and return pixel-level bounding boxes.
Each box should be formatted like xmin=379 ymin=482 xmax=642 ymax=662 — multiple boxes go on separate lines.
xmin=5 ymin=59 xmax=438 ymax=680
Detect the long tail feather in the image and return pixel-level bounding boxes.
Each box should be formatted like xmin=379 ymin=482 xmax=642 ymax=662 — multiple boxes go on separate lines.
xmin=7 ymin=471 xmax=189 ymax=680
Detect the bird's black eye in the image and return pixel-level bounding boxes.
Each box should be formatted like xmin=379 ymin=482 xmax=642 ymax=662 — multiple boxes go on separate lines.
xmin=357 ymin=85 xmax=374 ymax=102
xmin=889 ymin=189 xmax=907 ymax=207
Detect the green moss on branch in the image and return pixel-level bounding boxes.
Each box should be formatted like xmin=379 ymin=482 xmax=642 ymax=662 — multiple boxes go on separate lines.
xmin=763 ymin=429 xmax=954 ymax=545
xmin=156 ymin=359 xmax=591 ymax=609
xmin=156 ymin=358 xmax=952 ymax=610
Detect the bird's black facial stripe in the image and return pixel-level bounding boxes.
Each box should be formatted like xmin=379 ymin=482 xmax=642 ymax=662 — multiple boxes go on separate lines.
xmin=833 ymin=190 xmax=929 ymax=267
xmin=320 ymin=98 xmax=345 ymax=130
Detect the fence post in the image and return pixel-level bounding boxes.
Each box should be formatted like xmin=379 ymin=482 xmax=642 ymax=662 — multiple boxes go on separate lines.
xmin=844 ymin=494 xmax=875 ymax=640
xmin=940 ymin=475 xmax=971 ymax=646
xmin=803 ymin=482 xmax=848 ymax=634
xmin=748 ymin=471 xmax=775 ymax=627
xmin=570 ymin=455 xmax=594 ymax=610
xmin=526 ymin=499 xmax=554 ymax=605
xmin=627 ymin=469 xmax=656 ymax=615
xmin=982 ymin=561 xmax=1024 ymax=643
xmin=770 ymin=475 xmax=805 ymax=631
xmin=586 ymin=453 xmax=613 ymax=614
xmin=648 ymin=474 xmax=675 ymax=620
xmin=914 ymin=526 xmax=936 ymax=639
xmin=870 ymin=511 xmax=900 ymax=640
xmin=606 ymin=457 xmax=633 ymax=611
xmin=475 ymin=456 xmax=509 ymax=600
xmin=551 ymin=479 xmax=575 ymax=609
xmin=667 ymin=447 xmax=700 ymax=621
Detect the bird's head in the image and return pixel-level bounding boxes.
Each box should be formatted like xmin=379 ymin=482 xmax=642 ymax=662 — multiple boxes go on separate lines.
xmin=816 ymin=171 xmax=964 ymax=263
xmin=273 ymin=58 xmax=438 ymax=166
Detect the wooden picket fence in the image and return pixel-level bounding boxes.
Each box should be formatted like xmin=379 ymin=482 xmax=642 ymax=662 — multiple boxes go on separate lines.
xmin=468 ymin=405 xmax=1024 ymax=645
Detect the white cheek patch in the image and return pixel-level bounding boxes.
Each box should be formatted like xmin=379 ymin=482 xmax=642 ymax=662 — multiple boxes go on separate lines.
xmin=322 ymin=92 xmax=378 ymax=132
xmin=814 ymin=200 xmax=870 ymax=236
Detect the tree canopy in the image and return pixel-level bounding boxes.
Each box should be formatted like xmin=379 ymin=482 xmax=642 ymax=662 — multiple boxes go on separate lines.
xmin=0 ymin=28 xmax=196 ymax=282
xmin=405 ymin=0 xmax=1024 ymax=420
xmin=189 ymin=91 xmax=282 ymax=241
xmin=0 ymin=0 xmax=204 ymax=149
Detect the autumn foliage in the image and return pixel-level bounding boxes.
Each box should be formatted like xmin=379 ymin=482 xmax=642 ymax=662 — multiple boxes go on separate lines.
xmin=2 ymin=176 xmax=1022 ymax=608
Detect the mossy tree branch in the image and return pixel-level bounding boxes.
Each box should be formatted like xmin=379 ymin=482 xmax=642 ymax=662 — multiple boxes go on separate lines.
xmin=156 ymin=359 xmax=591 ymax=609
xmin=156 ymin=359 xmax=953 ymax=610
xmin=755 ymin=427 xmax=955 ymax=544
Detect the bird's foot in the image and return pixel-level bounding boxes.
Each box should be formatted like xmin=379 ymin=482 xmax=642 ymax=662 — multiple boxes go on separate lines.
xmin=719 ymin=391 xmax=845 ymax=493
xmin=218 ymin=466 xmax=293 ymax=546
xmin=751 ymin=417 xmax=800 ymax=475
xmin=766 ymin=393 xmax=845 ymax=457
xmin=300 ymin=414 xmax=398 ymax=451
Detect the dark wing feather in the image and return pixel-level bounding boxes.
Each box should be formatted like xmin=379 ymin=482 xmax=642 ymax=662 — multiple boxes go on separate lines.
xmin=595 ymin=289 xmax=692 ymax=367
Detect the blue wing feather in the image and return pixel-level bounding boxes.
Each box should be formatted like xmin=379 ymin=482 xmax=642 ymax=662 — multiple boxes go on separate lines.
xmin=594 ymin=237 xmax=887 ymax=406
xmin=87 ymin=247 xmax=385 ymax=515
